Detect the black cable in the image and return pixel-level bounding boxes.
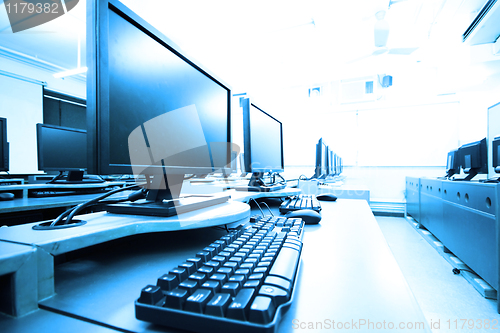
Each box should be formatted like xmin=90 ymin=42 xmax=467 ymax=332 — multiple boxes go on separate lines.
xmin=452 ymin=268 xmax=476 ymax=275
xmin=47 ymin=171 xmax=65 ymax=184
xmin=50 ymin=183 xmax=146 ymax=226
xmin=248 ymin=197 xmax=265 ymax=217
xmin=259 ymin=201 xmax=274 ymax=217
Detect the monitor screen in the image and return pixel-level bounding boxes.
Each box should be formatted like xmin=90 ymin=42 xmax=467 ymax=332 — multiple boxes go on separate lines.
xmin=87 ymin=0 xmax=232 ymax=177
xmin=314 ymin=138 xmax=328 ymax=178
xmin=492 ymin=136 xmax=500 ymax=173
xmin=459 ymin=138 xmax=487 ymax=175
xmin=446 ymin=149 xmax=460 ymax=175
xmin=327 ymin=149 xmax=335 ymax=175
xmin=336 ymin=155 xmax=343 ymax=175
xmin=36 ymin=124 xmax=87 ymax=172
xmin=0 ymin=117 xmax=8 ymax=172
xmin=242 ymin=98 xmax=284 ymax=174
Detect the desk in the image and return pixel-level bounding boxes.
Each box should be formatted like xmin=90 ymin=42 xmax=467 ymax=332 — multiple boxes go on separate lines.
xmin=0 ymin=182 xmax=129 ymax=225
xmin=0 ymin=199 xmax=429 ymax=332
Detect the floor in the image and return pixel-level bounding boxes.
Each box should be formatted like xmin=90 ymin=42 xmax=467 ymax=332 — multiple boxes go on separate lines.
xmin=376 ymin=216 xmax=500 ymax=333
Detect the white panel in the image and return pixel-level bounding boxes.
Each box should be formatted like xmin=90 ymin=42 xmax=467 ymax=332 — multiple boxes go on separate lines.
xmin=357 ymin=102 xmax=460 ymax=166
xmin=0 ymin=75 xmax=43 ymax=174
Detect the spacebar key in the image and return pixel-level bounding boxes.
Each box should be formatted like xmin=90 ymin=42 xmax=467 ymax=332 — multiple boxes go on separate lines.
xmin=269 ymin=247 xmax=300 ymax=282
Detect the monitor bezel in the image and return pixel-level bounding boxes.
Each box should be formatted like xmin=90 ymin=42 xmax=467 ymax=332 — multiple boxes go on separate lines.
xmin=87 ymin=0 xmax=233 ymax=176
xmin=36 ymin=123 xmax=87 ymax=172
xmin=314 ymin=138 xmax=328 ymax=178
xmin=242 ymin=98 xmax=284 ymax=174
xmin=459 ymin=138 xmax=487 ymax=174
xmin=446 ymin=149 xmax=460 ymax=173
xmin=0 ymin=117 xmax=8 ymax=172
xmin=492 ymin=136 xmax=500 ymax=173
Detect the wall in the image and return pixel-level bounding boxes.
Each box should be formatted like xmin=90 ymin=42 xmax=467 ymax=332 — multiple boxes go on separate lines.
xmin=0 ymin=53 xmax=86 ymax=174
xmin=243 ymin=59 xmax=500 ymax=203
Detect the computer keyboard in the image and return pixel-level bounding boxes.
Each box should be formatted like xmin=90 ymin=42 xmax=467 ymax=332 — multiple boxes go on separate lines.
xmin=28 ymin=188 xmax=109 ymax=198
xmin=279 ymin=194 xmax=321 ymax=213
xmin=235 ymin=183 xmax=287 ymax=192
xmin=135 ymin=215 xmax=304 ymax=333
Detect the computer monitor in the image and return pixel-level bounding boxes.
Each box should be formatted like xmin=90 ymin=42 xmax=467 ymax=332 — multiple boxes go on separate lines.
xmin=327 ymin=149 xmax=335 ymax=176
xmin=458 ymin=138 xmax=487 ymax=181
xmin=336 ymin=155 xmax=343 ymax=175
xmin=314 ymin=138 xmax=328 ymax=179
xmin=36 ymin=124 xmax=96 ymax=183
xmin=87 ymin=0 xmax=234 ymax=216
xmin=0 ymin=117 xmax=9 ymax=172
xmin=492 ymin=136 xmax=500 ymax=174
xmin=240 ymin=97 xmax=284 ymax=191
xmin=445 ymin=149 xmax=460 ymax=178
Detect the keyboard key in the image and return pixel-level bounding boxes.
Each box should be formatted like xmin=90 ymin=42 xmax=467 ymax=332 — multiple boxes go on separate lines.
xmin=205 ymin=293 xmax=232 ymax=317
xmin=157 ymin=274 xmax=178 ymax=291
xmin=201 ymin=280 xmax=221 ymax=294
xmin=184 ymin=289 xmax=213 ymax=313
xmin=269 ymin=247 xmax=300 ymax=282
xmin=258 ymin=285 xmax=289 ymax=306
xmin=138 ymin=285 xmax=163 ymax=305
xmin=165 ymin=287 xmax=189 ymax=309
xmin=226 ymin=288 xmax=255 ymax=320
xmin=249 ymin=296 xmax=276 ymax=324
xmin=221 ymin=282 xmax=241 ymax=296
xmin=169 ymin=267 xmax=188 ymax=282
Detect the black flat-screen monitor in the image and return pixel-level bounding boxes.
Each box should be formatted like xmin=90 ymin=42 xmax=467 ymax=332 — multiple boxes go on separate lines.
xmin=87 ymin=0 xmax=233 ymax=216
xmin=445 ymin=149 xmax=460 ymax=178
xmin=336 ymin=155 xmax=343 ymax=175
xmin=327 ymin=149 xmax=335 ymax=176
xmin=314 ymin=138 xmax=328 ymax=179
xmin=36 ymin=124 xmax=90 ymax=182
xmin=240 ymin=97 xmax=284 ymax=191
xmin=492 ymin=136 xmax=500 ymax=173
xmin=458 ymin=138 xmax=487 ymax=181
xmin=0 ymin=118 xmax=8 ymax=172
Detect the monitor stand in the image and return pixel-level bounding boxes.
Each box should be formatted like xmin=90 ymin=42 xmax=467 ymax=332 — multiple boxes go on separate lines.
xmin=234 ymin=172 xmax=286 ymax=192
xmin=47 ymin=171 xmax=105 ymax=184
xmin=105 ymin=173 xmax=230 ymax=217
xmin=453 ymin=170 xmax=478 ymax=181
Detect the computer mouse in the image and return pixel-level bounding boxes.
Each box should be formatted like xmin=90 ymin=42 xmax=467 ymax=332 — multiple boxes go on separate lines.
xmin=316 ymin=193 xmax=337 ymax=201
xmin=285 ymin=209 xmax=321 ymax=225
xmin=0 ymin=192 xmax=15 ymax=201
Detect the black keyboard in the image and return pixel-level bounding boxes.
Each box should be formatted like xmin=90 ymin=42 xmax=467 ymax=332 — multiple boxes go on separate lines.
xmin=135 ymin=215 xmax=304 ymax=333
xmin=234 ymin=183 xmax=287 ymax=192
xmin=279 ymin=194 xmax=321 ymax=213
xmin=29 ymin=188 xmax=109 ymax=198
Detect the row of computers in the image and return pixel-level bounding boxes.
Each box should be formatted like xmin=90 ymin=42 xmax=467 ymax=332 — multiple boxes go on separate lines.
xmin=312 ymin=138 xmax=343 ymax=180
xmin=445 ymin=136 xmax=500 ymax=181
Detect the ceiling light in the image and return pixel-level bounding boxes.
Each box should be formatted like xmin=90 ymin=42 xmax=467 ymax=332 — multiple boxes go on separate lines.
xmin=53 ymin=67 xmax=87 ymax=78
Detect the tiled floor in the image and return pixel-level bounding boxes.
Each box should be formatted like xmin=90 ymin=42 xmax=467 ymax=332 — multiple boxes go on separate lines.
xmin=376 ymin=216 xmax=499 ymax=333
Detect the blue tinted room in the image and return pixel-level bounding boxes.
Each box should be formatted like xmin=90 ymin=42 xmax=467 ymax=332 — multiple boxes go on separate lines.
xmin=1 ymin=0 xmax=500 ymax=332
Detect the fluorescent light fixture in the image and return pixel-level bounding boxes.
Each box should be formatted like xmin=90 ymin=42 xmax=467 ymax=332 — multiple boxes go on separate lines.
xmin=53 ymin=67 xmax=88 ymax=78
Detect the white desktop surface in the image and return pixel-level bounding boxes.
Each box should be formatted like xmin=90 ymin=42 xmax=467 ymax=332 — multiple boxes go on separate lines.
xmin=0 ymin=199 xmax=430 ymax=332
xmin=0 ymin=200 xmax=250 ymax=256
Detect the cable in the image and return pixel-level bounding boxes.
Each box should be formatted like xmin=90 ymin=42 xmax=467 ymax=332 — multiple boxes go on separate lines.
xmin=47 ymin=171 xmax=65 ymax=184
xmin=259 ymin=201 xmax=274 ymax=217
xmin=50 ymin=183 xmax=146 ymax=226
xmin=452 ymin=268 xmax=476 ymax=275
xmin=248 ymin=197 xmax=265 ymax=217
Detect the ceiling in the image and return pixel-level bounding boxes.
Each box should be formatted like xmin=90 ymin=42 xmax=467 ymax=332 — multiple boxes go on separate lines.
xmin=0 ymin=0 xmax=494 ymax=95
